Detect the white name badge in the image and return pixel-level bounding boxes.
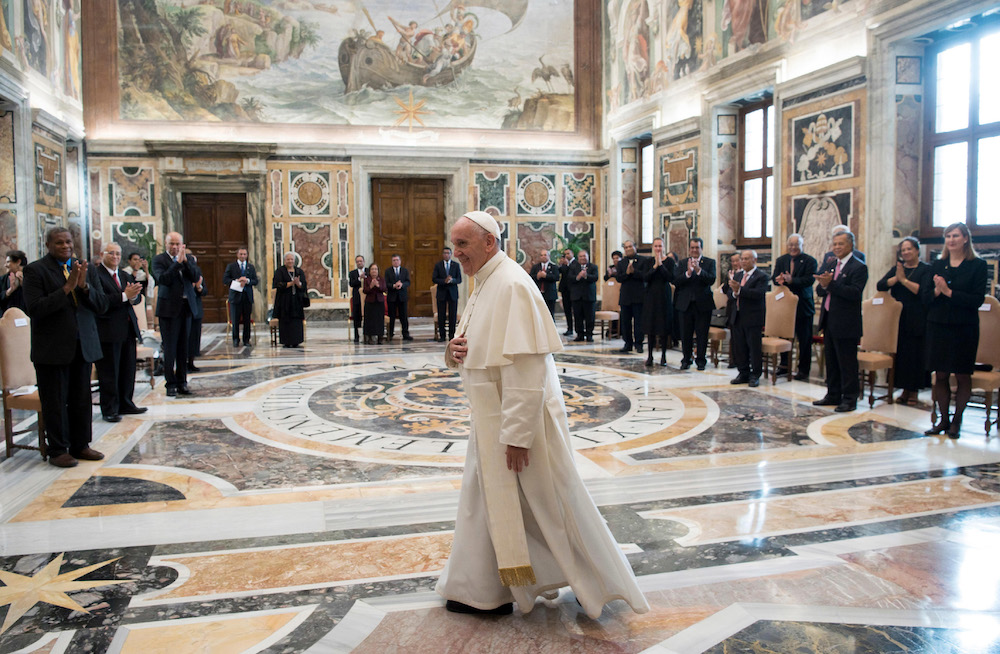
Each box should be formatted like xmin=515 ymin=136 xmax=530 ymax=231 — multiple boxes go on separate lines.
xmin=980 ymin=303 xmax=991 ymax=311
xmin=873 ymin=298 xmax=884 ymax=305
xmin=14 ymin=318 xmax=27 ymax=327
xmin=775 ymin=292 xmax=785 ymax=301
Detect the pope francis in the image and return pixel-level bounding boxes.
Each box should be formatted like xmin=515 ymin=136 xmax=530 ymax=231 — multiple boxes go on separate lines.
xmin=437 ymin=211 xmax=650 ymax=619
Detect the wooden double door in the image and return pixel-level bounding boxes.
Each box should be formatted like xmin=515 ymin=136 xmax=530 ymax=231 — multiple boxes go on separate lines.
xmin=371 ymin=178 xmax=446 ymax=317
xmin=182 ymin=193 xmax=249 ymax=323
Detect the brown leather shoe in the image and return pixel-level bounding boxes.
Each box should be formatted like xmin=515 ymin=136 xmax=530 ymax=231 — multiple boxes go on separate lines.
xmin=49 ymin=453 xmax=78 ymax=468
xmin=73 ymin=447 xmax=105 ymax=461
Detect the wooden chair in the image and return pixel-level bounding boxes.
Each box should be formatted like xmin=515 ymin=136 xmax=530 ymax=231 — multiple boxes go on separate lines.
xmin=226 ymin=298 xmax=258 ymax=345
xmin=708 ymin=286 xmax=730 ymax=367
xmin=971 ymin=296 xmax=1000 ymax=435
xmin=132 ymin=295 xmax=157 ymax=389
xmin=857 ymin=291 xmax=903 ymax=408
xmin=595 ymin=280 xmax=621 ymax=341
xmin=761 ymin=286 xmax=799 ymax=384
xmin=0 ymin=309 xmax=46 ymax=460
xmin=269 ymin=288 xmax=280 ymax=346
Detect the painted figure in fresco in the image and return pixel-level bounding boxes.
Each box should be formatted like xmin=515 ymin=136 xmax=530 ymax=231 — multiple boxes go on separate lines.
xmin=62 ymin=0 xmax=81 ymax=99
xmin=1 ymin=0 xmax=13 ymax=52
xmin=25 ymin=0 xmax=51 ymax=74
xmin=388 ymin=17 xmax=420 ymax=61
xmin=721 ymin=0 xmax=767 ymax=52
xmin=623 ymin=0 xmax=649 ymax=102
xmin=664 ymin=0 xmax=693 ymax=77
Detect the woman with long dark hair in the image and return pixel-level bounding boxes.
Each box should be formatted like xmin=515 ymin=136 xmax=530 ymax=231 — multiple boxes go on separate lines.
xmin=925 ymin=223 xmax=988 ymax=438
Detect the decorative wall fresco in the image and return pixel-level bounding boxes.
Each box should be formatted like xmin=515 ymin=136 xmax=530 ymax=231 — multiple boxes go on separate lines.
xmin=717 ymin=141 xmax=737 ymax=245
xmin=115 ymin=0 xmax=576 ymax=132
xmin=0 ymin=111 xmax=13 ymax=202
xmin=290 ymin=222 xmax=333 ymax=298
xmin=474 ymin=171 xmax=509 ymax=216
xmin=0 ymin=209 xmax=16 ymax=253
xmin=516 ymin=173 xmax=557 ymax=216
xmin=61 ymin=0 xmax=81 ymax=99
xmin=659 ymin=145 xmax=698 ymax=207
xmin=894 ymin=94 xmax=921 ymax=237
xmin=89 ymin=170 xmax=102 ymax=254
xmin=562 ymin=172 xmax=595 ymax=217
xmin=33 ymin=139 xmax=62 ymax=210
xmin=1 ymin=0 xmax=13 ymax=53
xmin=109 ymin=167 xmax=155 ymax=216
xmin=791 ymin=102 xmax=855 ymax=186
xmin=620 ymin=166 xmax=637 ymax=244
xmin=22 ymin=0 xmax=49 ymax=75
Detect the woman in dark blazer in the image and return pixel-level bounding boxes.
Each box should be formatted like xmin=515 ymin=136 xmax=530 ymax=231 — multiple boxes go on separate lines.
xmin=641 ymin=238 xmax=675 ymax=366
xmin=875 ymin=237 xmax=931 ymax=405
xmin=272 ymin=252 xmax=307 ymax=348
xmin=925 ymin=223 xmax=989 ymax=438
xmin=0 ymin=250 xmax=28 ymax=315
xmin=362 ymin=263 xmax=387 ymax=344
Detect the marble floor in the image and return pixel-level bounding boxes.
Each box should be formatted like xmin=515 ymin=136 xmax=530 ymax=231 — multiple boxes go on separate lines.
xmin=2 ymin=321 xmax=1000 ymax=653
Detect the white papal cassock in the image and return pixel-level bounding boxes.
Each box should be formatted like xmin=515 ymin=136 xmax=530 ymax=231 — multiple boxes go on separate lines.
xmin=435 ymin=250 xmax=649 ymax=619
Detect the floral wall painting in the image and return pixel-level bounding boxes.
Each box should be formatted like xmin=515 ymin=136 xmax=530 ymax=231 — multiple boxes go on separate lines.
xmin=115 ymin=0 xmax=576 ymax=132
xmin=791 ymin=102 xmax=854 ymax=186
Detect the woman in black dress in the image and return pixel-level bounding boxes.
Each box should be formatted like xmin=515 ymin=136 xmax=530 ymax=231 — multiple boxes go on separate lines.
xmin=0 ymin=250 xmax=27 ymax=315
xmin=925 ymin=223 xmax=988 ymax=438
xmin=875 ymin=237 xmax=931 ymax=405
xmin=363 ymin=263 xmax=387 ymax=344
xmin=642 ymin=237 xmax=675 ymax=366
xmin=272 ymin=252 xmax=307 ymax=348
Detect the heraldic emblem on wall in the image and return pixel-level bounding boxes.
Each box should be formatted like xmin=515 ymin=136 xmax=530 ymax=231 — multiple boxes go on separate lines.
xmin=792 ymin=102 xmax=854 ymax=185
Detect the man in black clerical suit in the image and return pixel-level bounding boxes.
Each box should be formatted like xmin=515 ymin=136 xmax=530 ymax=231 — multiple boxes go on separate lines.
xmin=223 ymin=246 xmax=258 ymax=346
xmin=724 ymin=250 xmax=769 ymax=387
xmin=93 ymin=243 xmax=147 ymax=422
xmin=568 ymin=249 xmax=598 ymax=342
xmin=153 ymin=231 xmax=199 ymax=397
xmin=615 ymin=240 xmax=648 ymax=354
xmin=558 ymin=248 xmax=575 ymax=336
xmin=529 ymin=249 xmax=560 ymax=318
xmin=187 ymin=254 xmax=205 ymax=372
xmin=432 ymin=247 xmax=462 ymax=341
xmin=772 ymin=233 xmax=818 ymax=380
xmin=348 ymin=255 xmax=366 ymax=342
xmin=23 ymin=227 xmax=109 ymax=468
xmin=673 ymin=237 xmax=717 ymax=370
xmin=385 ymin=254 xmax=412 ymax=341
xmin=814 ymin=230 xmax=868 ymax=413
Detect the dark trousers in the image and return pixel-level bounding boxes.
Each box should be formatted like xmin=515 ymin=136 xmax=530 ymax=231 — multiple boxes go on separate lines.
xmin=620 ymin=302 xmax=644 ymax=348
xmin=34 ymin=343 xmax=92 ymax=457
xmin=562 ymin=295 xmax=574 ymax=332
xmin=160 ymin=311 xmax=191 ymax=389
xmin=388 ymin=300 xmax=409 ymax=337
xmin=732 ymin=322 xmax=763 ymax=378
xmin=437 ymin=296 xmax=457 ymax=339
xmin=824 ymin=334 xmax=860 ymax=401
xmin=680 ymin=308 xmax=711 ymax=367
xmin=780 ymin=311 xmax=814 ymax=375
xmin=230 ymin=300 xmax=251 ymax=343
xmin=188 ymin=317 xmax=202 ymax=361
xmin=544 ymin=298 xmax=556 ymax=319
xmin=573 ymin=300 xmax=595 ymax=338
xmin=352 ymin=297 xmax=363 ymax=338
xmin=96 ymin=338 xmax=138 ymax=418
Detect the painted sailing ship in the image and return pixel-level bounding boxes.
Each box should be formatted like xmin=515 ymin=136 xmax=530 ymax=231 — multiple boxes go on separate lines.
xmin=338 ymin=0 xmax=528 ymax=93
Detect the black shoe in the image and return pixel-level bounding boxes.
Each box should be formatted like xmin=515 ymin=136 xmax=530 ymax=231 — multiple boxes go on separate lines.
xmin=730 ymin=375 xmax=750 ymax=385
xmin=120 ymin=406 xmax=147 ymax=415
xmin=187 ymin=362 xmax=201 ymax=372
xmin=834 ymin=402 xmax=857 ymax=412
xmin=177 ymin=385 xmax=193 ymax=395
xmin=166 ymin=387 xmax=177 ymax=397
xmin=680 ymin=362 xmax=691 ymax=370
xmin=793 ymin=372 xmax=809 ymax=381
xmin=586 ymin=337 xmax=593 ymax=342
xmin=619 ymin=345 xmax=632 ymax=353
xmin=776 ymin=367 xmax=789 ymax=375
xmin=925 ymin=421 xmax=951 ymax=435
xmin=233 ymin=340 xmax=240 ymax=347
xmin=435 ymin=337 xmax=445 ymax=342
xmin=645 ymin=357 xmax=654 ymax=367
xmin=103 ymin=414 xmax=122 ymax=422
xmin=445 ymin=600 xmax=513 ymax=615
xmin=696 ymin=364 xmax=706 ymax=371
xmin=573 ymin=337 xmax=585 ymax=342
xmin=563 ymin=330 xmax=574 ymax=336
xmin=727 ymin=362 xmax=737 ymax=369
xmin=637 ymin=345 xmax=644 ymax=354
xmin=748 ymin=377 xmax=760 ymax=387
xmin=402 ymin=335 xmax=413 ymax=342
xmin=813 ymin=396 xmax=841 ymax=406
xmin=947 ymin=422 xmax=962 ymax=439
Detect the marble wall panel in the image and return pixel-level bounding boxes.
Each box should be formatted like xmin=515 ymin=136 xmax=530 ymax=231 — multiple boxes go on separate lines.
xmin=0 ymin=209 xmax=16 ymax=253
xmin=108 ymin=167 xmax=154 ymax=217
xmin=621 ymin=167 xmax=637 ymax=244
xmin=659 ymin=144 xmax=699 ymax=208
xmin=717 ymin=142 xmax=737 ymax=245
xmin=791 ymin=102 xmax=856 ymax=187
xmin=562 ymin=172 xmax=595 ymax=217
xmin=893 ymin=95 xmax=922 ymax=238
xmin=289 ymin=172 xmax=332 ymax=218
xmin=290 ymin=223 xmax=333 ymax=298
xmin=89 ymin=170 xmax=103 ymax=255
xmin=33 ymin=139 xmax=62 ymax=211
xmin=793 ymin=190 xmax=855 ymax=262
xmin=110 ymin=222 xmax=157 ymax=259
xmin=473 ymin=171 xmax=509 ymax=216
xmin=516 ymin=173 xmax=557 ymax=216
xmin=516 ymin=221 xmax=557 ymax=269
xmin=0 ymin=111 xmax=14 ymax=203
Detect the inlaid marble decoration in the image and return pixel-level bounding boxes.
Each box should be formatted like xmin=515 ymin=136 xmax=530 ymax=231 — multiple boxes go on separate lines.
xmin=562 ymin=172 xmax=595 ymax=217
xmin=336 ymin=170 xmax=349 ymax=218
xmin=621 ymin=167 xmax=637 ymax=243
xmin=108 ymin=167 xmax=154 ymax=216
xmin=660 ymin=146 xmax=698 ymax=207
xmin=474 ymin=171 xmax=509 ymax=216
xmin=717 ymin=114 xmax=736 ymax=136
xmin=562 ymin=221 xmax=594 ymax=257
xmin=515 ymin=221 xmax=557 ymax=267
xmin=89 ymin=170 xmax=102 ymax=254
xmin=36 ymin=213 xmax=62 ymax=254
xmin=0 ymin=209 xmax=16 ymax=254
xmin=0 ymin=111 xmax=14 ymax=203
xmin=895 ymin=56 xmax=922 ymax=84
xmin=111 ymin=222 xmax=157 ymax=259
xmin=288 ymin=172 xmax=331 ymax=218
xmin=516 ymin=173 xmax=557 ymax=216
xmin=290 ymin=223 xmax=332 ymax=297
xmin=707 ymin=621 xmax=988 ymax=653
xmin=793 ymin=190 xmax=854 ymax=260
xmin=717 ymin=142 xmax=738 ymax=245
xmin=894 ymin=95 xmax=922 ymax=237
xmin=666 ymin=213 xmax=695 ymax=256
xmin=269 ymin=170 xmax=283 ymax=218
xmin=791 ymin=102 xmax=855 ymax=186
xmin=272 ymin=223 xmax=284 ymax=271
xmin=337 ymin=222 xmax=350 ymax=299
xmin=34 ymin=141 xmax=62 ymax=210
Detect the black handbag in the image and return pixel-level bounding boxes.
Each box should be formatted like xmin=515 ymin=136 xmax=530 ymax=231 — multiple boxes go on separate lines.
xmin=300 ymin=290 xmax=311 ymax=308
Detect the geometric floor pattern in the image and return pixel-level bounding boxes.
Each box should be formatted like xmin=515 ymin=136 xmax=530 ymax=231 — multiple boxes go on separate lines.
xmin=2 ymin=320 xmax=999 ymax=653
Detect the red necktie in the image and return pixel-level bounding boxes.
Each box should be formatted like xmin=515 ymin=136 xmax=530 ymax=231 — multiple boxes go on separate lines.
xmin=113 ymin=271 xmax=121 ymax=289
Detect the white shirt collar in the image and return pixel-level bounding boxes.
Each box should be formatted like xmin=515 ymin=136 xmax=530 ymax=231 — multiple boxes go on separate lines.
xmin=837 ymin=253 xmax=853 ymax=267
xmin=103 ymin=264 xmax=118 ymax=276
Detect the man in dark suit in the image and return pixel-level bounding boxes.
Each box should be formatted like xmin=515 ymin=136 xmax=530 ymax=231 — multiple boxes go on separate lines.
xmin=673 ymin=237 xmax=717 ymax=370
xmin=615 ymin=240 xmax=648 ymax=353
xmin=529 ymin=249 xmax=560 ymax=318
xmin=432 ymin=247 xmax=462 ymax=341
xmin=813 ymin=230 xmax=868 ymax=413
xmin=568 ymin=249 xmax=598 ymax=342
xmin=772 ymin=233 xmax=818 ymax=380
xmin=223 ymin=246 xmax=258 ymax=346
xmin=348 ymin=255 xmax=365 ymax=342
xmin=22 ymin=227 xmax=109 ymax=467
xmin=724 ymin=250 xmax=769 ymax=387
xmin=187 ymin=254 xmax=205 ymax=372
xmin=385 ymin=254 xmax=412 ymax=341
xmin=822 ymin=224 xmax=866 ymax=264
xmin=558 ymin=248 xmax=574 ymax=336
xmin=153 ymin=231 xmax=199 ymax=397
xmin=93 ymin=243 xmax=147 ymax=422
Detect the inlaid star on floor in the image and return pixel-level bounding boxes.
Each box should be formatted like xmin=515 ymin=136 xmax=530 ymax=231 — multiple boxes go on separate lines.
xmin=0 ymin=553 xmax=128 ymax=633
xmin=393 ymin=90 xmax=430 ymax=130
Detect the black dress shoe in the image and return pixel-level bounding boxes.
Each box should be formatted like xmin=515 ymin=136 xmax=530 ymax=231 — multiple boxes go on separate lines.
xmin=563 ymin=330 xmax=574 ymax=336
xmin=748 ymin=377 xmax=760 ymax=387
xmin=680 ymin=362 xmax=691 ymax=370
xmin=925 ymin=421 xmax=951 ymax=435
xmin=402 ymin=335 xmax=413 ymax=341
xmin=103 ymin=414 xmax=122 ymax=422
xmin=619 ymin=345 xmax=632 ymax=353
xmin=120 ymin=406 xmax=148 ymax=415
xmin=166 ymin=387 xmax=177 ymax=397
xmin=573 ymin=337 xmax=585 ymax=342
xmin=435 ymin=337 xmax=445 ymax=342
xmin=187 ymin=362 xmax=201 ymax=372
xmin=645 ymin=357 xmax=654 ymax=367
xmin=177 ymin=385 xmax=193 ymax=395
xmin=730 ymin=376 xmax=750 ymax=385
xmin=696 ymin=364 xmax=706 ymax=371
xmin=812 ymin=396 xmax=841 ymax=406
xmin=586 ymin=336 xmax=593 ymax=342
xmin=445 ymin=600 xmax=513 ymax=615
xmin=793 ymin=372 xmax=809 ymax=381
xmin=233 ymin=340 xmax=240 ymax=347
xmin=636 ymin=345 xmax=644 ymax=354
xmin=834 ymin=402 xmax=857 ymax=412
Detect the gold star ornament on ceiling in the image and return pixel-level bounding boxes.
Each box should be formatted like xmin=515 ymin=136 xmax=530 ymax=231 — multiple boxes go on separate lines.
xmin=0 ymin=554 xmax=129 ymax=634
xmin=393 ymin=90 xmax=431 ymax=131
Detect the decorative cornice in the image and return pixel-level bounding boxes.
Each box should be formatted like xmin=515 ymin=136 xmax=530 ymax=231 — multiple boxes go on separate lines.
xmin=144 ymin=141 xmax=278 ymax=158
